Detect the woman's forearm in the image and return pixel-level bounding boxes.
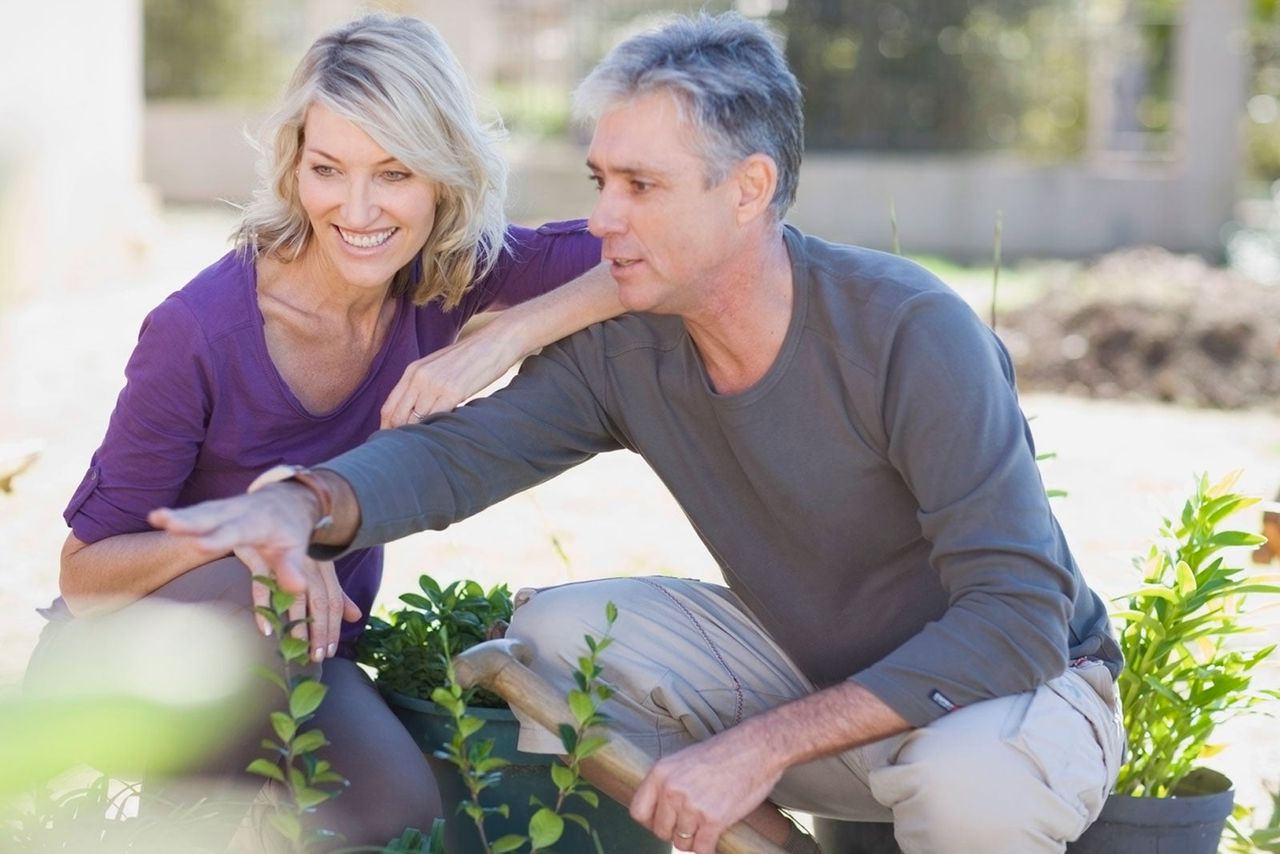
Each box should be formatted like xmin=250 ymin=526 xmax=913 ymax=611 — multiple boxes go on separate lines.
xmin=59 ymin=530 xmax=224 ymax=616
xmin=486 ymin=261 xmax=621 ymax=356
xmin=379 ymin=262 xmax=622 ymax=427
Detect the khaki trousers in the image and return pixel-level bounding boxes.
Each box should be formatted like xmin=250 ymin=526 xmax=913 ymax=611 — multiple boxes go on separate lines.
xmin=508 ymin=576 xmax=1124 ymax=854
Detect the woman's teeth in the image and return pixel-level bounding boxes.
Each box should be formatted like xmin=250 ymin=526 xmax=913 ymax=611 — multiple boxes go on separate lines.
xmin=338 ymin=227 xmax=396 ymax=248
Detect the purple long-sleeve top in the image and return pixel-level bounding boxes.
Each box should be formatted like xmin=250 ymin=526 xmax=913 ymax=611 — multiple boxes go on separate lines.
xmin=62 ymin=220 xmax=600 ymax=655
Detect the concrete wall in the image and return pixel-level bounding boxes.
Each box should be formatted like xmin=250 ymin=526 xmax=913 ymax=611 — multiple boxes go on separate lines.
xmin=1 ymin=0 xmax=152 ymax=303
xmin=142 ymin=0 xmax=1247 ymax=259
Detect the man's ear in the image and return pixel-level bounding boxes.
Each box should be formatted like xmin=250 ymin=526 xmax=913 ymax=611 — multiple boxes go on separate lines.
xmin=733 ymin=154 xmax=778 ymax=225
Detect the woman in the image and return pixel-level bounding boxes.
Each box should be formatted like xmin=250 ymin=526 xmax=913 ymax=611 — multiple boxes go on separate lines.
xmin=33 ymin=13 xmax=616 ymax=846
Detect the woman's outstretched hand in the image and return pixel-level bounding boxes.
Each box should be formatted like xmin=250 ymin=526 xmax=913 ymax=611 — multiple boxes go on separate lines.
xmin=242 ymin=554 xmax=362 ymax=658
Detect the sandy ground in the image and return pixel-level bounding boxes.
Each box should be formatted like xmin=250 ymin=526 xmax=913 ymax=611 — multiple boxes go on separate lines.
xmin=2 ymin=206 xmax=1278 ymax=820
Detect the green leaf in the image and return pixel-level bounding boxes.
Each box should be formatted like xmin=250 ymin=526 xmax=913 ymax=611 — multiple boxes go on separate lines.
xmin=292 ymin=729 xmax=329 ymax=755
xmin=558 ymin=723 xmax=578 ymax=752
xmin=1208 ymin=530 xmax=1266 ymax=547
xmin=576 ymin=735 xmax=608 ymax=760
xmin=400 ymin=592 xmax=434 ymax=610
xmin=575 ymin=789 xmax=600 ymax=808
xmin=1129 ymin=585 xmax=1178 ymax=603
xmin=269 ymin=810 xmax=302 ymax=841
xmin=457 ymin=716 xmax=484 ymax=739
xmin=296 ymin=786 xmax=331 ymax=810
xmin=550 ymin=763 xmax=576 ymax=791
xmin=280 ymin=636 xmax=309 ymax=662
xmin=568 ymin=690 xmax=595 ymax=725
xmin=270 ymin=711 xmax=297 ymax=743
xmin=1174 ymin=560 xmax=1197 ymax=596
xmin=528 ymin=807 xmax=565 ymax=849
xmin=246 ymin=758 xmax=285 ymax=783
xmin=254 ymin=664 xmax=288 ymax=693
xmin=289 ymin=680 xmax=328 ymax=718
xmin=564 ymin=812 xmax=592 ymax=831
xmin=605 ymin=601 xmax=618 ymax=624
xmin=254 ymin=606 xmax=283 ymax=631
xmin=491 ymin=835 xmax=528 ymax=853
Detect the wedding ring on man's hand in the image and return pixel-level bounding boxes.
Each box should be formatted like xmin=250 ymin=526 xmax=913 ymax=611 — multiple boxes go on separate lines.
xmin=409 ymin=408 xmax=425 ymax=422
xmin=676 ymin=832 xmax=693 ymax=840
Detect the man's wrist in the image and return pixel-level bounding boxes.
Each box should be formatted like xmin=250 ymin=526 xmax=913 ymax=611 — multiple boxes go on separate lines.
xmin=246 ymin=465 xmax=358 ymax=548
xmin=248 ymin=465 xmax=333 ymax=530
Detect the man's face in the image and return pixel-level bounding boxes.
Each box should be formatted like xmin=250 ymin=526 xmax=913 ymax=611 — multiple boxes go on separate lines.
xmin=586 ymin=92 xmax=742 ymax=316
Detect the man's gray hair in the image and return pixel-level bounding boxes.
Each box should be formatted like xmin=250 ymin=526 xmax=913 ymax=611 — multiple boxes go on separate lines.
xmin=574 ymin=13 xmax=803 ymax=219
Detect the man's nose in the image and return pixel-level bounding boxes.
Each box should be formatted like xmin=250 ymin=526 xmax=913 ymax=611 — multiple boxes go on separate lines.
xmin=587 ymin=189 xmax=624 ymax=238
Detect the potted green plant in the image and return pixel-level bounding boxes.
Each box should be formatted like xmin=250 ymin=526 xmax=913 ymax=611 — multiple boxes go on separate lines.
xmin=1070 ymin=472 xmax=1280 ymax=854
xmin=357 ymin=575 xmax=667 ymax=854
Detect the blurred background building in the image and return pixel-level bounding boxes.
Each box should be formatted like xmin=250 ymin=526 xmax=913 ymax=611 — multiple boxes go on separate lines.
xmin=2 ymin=0 xmax=1275 ymax=309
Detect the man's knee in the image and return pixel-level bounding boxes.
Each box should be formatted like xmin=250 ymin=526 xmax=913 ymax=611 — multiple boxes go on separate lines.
xmin=871 ymin=694 xmax=1105 ymax=852
xmin=508 ymin=579 xmax=631 ymax=670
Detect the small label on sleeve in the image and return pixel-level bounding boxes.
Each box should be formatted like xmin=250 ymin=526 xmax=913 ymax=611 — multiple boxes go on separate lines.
xmin=929 ymin=689 xmax=958 ymax=713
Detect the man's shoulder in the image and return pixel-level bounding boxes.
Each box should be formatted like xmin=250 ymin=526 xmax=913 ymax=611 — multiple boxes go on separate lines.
xmin=789 ymin=227 xmax=953 ymax=306
xmin=786 ymin=227 xmax=986 ymax=373
xmin=556 ymin=311 xmax=686 ymax=360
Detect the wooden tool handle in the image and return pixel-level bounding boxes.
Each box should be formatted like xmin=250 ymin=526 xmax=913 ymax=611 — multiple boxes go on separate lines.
xmin=454 ymin=639 xmax=787 ymax=854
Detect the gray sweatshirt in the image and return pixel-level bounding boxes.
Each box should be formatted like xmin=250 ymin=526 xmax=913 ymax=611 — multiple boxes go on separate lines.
xmin=321 ymin=226 xmax=1121 ymax=727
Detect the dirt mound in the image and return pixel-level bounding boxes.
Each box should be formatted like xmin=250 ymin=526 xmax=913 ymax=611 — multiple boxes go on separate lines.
xmin=999 ymin=247 xmax=1280 ymax=409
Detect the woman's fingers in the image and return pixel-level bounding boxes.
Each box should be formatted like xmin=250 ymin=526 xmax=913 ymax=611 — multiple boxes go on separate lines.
xmin=342 ymin=592 xmax=363 ymax=624
xmin=318 ymin=561 xmax=344 ymax=660
xmin=380 ymin=329 xmax=522 ymax=429
xmin=287 ymin=591 xmax=308 ymax=649
xmin=239 ymin=548 xmax=275 ymax=636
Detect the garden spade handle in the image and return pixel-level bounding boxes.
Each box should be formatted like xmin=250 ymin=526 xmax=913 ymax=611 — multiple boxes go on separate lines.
xmin=453 ymin=638 xmax=787 ymax=854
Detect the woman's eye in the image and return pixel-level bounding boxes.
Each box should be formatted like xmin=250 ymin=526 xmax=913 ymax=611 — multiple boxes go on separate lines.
xmin=311 ymin=164 xmax=336 ymax=177
xmin=383 ymin=170 xmax=411 ymax=182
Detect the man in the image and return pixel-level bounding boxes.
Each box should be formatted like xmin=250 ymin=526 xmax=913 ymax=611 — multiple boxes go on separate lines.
xmin=154 ymin=14 xmax=1123 ymax=853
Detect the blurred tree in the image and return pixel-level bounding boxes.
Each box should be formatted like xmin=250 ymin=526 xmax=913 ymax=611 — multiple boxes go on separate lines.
xmin=1247 ymin=0 xmax=1280 ymax=182
xmin=779 ymin=0 xmax=1089 ymax=157
xmin=144 ymin=0 xmax=291 ymax=102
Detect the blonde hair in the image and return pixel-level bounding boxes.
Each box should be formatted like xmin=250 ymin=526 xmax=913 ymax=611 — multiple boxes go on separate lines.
xmin=234 ymin=14 xmax=507 ymax=308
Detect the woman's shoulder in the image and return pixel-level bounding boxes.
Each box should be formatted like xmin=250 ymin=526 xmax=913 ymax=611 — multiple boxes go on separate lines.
xmin=159 ymin=250 xmax=259 ymax=342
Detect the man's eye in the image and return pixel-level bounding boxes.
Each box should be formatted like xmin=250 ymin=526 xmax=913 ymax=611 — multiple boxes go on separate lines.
xmin=587 ymin=174 xmax=604 ymax=191
xmin=631 ymin=180 xmax=652 ymax=193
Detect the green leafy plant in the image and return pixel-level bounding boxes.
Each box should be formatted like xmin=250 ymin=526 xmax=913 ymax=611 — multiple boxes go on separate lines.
xmin=1224 ymin=781 xmax=1280 ymax=853
xmin=357 ymin=576 xmax=514 ymax=707
xmin=1113 ymin=472 xmax=1280 ymax=798
xmin=248 ymin=576 xmax=349 ymax=850
xmin=431 ymin=604 xmax=618 ymax=854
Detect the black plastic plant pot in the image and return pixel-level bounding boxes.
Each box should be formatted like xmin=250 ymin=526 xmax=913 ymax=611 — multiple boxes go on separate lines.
xmin=1067 ymin=770 xmax=1235 ymax=854
xmin=385 ymin=690 xmax=670 ymax=854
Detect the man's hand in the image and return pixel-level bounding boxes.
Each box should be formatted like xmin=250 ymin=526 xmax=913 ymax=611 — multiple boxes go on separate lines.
xmin=630 ymin=725 xmax=784 ymax=853
xmin=148 ymin=484 xmax=320 ymax=594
